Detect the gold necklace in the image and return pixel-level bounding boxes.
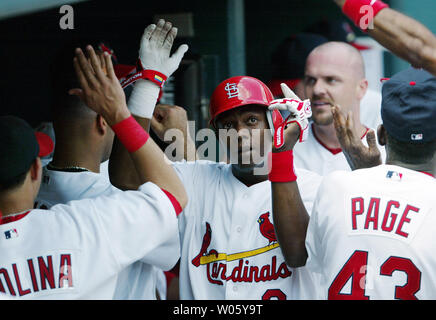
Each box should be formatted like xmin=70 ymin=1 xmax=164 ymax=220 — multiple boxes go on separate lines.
xmin=47 ymin=162 xmax=89 ymax=172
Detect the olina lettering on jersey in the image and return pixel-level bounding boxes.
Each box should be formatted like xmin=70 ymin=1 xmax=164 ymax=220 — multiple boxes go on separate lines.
xmin=0 ymin=254 xmax=73 ymax=296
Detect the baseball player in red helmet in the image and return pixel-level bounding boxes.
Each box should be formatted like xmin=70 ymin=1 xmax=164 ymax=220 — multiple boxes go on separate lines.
xmin=110 ymin=73 xmax=323 ymax=299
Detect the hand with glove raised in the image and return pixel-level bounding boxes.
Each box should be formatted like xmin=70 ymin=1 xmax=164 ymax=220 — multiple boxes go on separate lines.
xmin=139 ymin=19 xmax=189 ymax=79
xmin=268 ymin=83 xmax=312 ymax=150
xmin=128 ymin=19 xmax=189 ymax=119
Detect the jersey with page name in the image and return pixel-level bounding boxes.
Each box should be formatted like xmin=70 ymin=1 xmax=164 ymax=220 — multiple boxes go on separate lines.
xmin=173 ymin=160 xmax=322 ymax=300
xmin=305 ymin=165 xmax=436 ymax=300
xmin=0 ymin=182 xmax=178 ymax=299
xmin=293 ymin=124 xmax=386 ymax=176
xmin=35 ymin=167 xmax=176 ymax=300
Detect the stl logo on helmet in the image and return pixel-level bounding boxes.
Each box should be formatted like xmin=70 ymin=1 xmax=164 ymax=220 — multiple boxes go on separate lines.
xmin=224 ymin=83 xmax=239 ymax=99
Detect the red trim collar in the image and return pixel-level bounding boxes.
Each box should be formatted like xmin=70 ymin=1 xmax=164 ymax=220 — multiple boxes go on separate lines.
xmin=312 ymin=124 xmax=370 ymax=155
xmin=420 ymin=171 xmax=435 ymax=178
xmin=312 ymin=124 xmax=342 ymax=155
xmin=0 ymin=211 xmax=31 ymax=225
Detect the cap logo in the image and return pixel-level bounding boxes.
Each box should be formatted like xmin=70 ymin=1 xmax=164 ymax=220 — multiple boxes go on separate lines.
xmin=411 ymin=133 xmax=423 ymax=141
xmin=224 ymin=83 xmax=239 ymax=99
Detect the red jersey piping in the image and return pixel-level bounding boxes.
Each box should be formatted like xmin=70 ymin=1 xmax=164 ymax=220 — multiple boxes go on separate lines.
xmin=0 ymin=211 xmax=31 ymax=225
xmin=420 ymin=171 xmax=435 ymax=178
xmin=161 ymin=189 xmax=182 ymax=217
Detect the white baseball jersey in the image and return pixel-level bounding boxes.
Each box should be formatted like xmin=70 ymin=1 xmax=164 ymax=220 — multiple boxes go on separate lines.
xmin=305 ymin=165 xmax=436 ymax=300
xmin=173 ymin=160 xmax=323 ymax=300
xmin=99 ymin=160 xmax=110 ymax=182
xmin=40 ymin=158 xmax=110 ymax=182
xmin=35 ymin=167 xmax=177 ymax=300
xmin=293 ymin=124 xmax=385 ymax=176
xmin=0 ymin=182 xmax=179 ymax=299
xmin=360 ymin=88 xmax=382 ymax=130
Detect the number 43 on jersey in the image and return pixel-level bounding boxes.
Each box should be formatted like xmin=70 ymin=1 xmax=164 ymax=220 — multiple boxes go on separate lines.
xmin=328 ymin=251 xmax=421 ymax=300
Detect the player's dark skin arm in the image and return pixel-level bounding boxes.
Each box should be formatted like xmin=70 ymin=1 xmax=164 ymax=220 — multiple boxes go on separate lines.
xmin=72 ymin=46 xmax=187 ymax=208
xmin=151 ymin=104 xmax=198 ymax=162
xmin=334 ymin=0 xmax=436 ymax=76
xmin=271 ymin=124 xmax=310 ymax=268
xmin=109 ymin=116 xmax=150 ymax=191
xmin=109 ymin=106 xmax=197 ymax=190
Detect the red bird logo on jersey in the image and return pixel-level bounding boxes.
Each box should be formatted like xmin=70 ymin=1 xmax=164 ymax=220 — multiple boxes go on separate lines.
xmin=191 ymin=222 xmax=212 ymax=267
xmin=257 ymin=212 xmax=277 ymax=245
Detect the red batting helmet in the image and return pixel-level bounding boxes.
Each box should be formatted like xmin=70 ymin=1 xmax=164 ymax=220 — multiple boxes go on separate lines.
xmin=209 ymin=76 xmax=274 ymax=127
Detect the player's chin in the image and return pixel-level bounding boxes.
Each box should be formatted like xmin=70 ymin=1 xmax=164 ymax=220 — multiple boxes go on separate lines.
xmin=239 ymin=151 xmax=267 ymax=166
xmin=312 ymin=111 xmax=334 ymax=126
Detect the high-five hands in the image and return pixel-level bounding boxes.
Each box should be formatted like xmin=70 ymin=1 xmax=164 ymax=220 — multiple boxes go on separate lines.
xmin=139 ymin=19 xmax=189 ymax=78
xmin=126 ymin=19 xmax=189 ymax=119
xmin=268 ymin=83 xmax=312 ymax=150
xmin=69 ymin=46 xmax=130 ymax=126
xmin=331 ymin=105 xmax=382 ymax=170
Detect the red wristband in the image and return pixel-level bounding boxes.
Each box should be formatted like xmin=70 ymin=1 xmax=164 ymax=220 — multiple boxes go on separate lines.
xmin=268 ymin=150 xmax=297 ymax=183
xmin=119 ymin=59 xmax=168 ymax=89
xmin=111 ymin=116 xmax=150 ymax=153
xmin=343 ymin=0 xmax=389 ymax=31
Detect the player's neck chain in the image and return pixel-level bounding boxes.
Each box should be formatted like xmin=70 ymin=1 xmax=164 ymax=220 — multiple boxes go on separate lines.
xmin=47 ymin=162 xmax=89 ymax=173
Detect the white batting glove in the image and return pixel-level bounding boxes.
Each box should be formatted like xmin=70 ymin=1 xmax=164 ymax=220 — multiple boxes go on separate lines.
xmin=268 ymin=83 xmax=312 ymax=143
xmin=139 ymin=19 xmax=189 ymax=78
xmin=129 ymin=20 xmax=189 ymax=119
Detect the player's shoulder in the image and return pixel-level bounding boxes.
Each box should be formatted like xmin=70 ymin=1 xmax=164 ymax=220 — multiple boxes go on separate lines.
xmin=295 ymin=166 xmax=322 ymax=187
xmin=295 ymin=167 xmax=322 ymax=180
xmin=320 ymin=164 xmax=427 ymax=188
xmin=319 ymin=168 xmax=358 ymax=190
xmin=39 ymin=167 xmax=120 ymax=201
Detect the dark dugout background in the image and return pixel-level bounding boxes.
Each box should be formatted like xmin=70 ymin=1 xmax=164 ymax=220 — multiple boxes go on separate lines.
xmin=0 ymin=0 xmax=355 ymax=127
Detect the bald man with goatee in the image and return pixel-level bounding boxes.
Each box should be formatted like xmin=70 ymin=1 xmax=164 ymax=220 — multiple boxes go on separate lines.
xmin=293 ymin=41 xmax=385 ymax=175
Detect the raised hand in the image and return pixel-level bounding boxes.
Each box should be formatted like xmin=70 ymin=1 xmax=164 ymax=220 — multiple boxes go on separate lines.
xmin=268 ymin=83 xmax=312 ymax=151
xmin=151 ymin=104 xmax=197 ymax=161
xmin=151 ymin=104 xmax=189 ymax=141
xmin=69 ymin=46 xmax=130 ymax=126
xmin=331 ymin=105 xmax=382 ymax=170
xmin=139 ymin=19 xmax=189 ymax=77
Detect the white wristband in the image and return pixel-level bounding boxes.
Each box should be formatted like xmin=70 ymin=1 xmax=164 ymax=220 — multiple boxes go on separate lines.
xmin=127 ymin=79 xmax=160 ymax=119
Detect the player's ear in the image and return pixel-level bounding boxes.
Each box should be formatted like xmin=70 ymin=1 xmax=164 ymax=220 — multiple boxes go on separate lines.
xmin=356 ymin=78 xmax=369 ymax=100
xmin=30 ymin=157 xmax=42 ymax=182
xmin=377 ymin=124 xmax=386 ymax=146
xmin=96 ymin=114 xmax=108 ymax=136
